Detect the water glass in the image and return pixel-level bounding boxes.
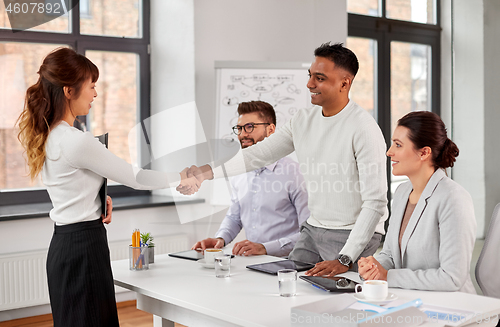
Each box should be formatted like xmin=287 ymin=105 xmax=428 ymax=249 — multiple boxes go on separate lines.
xmin=215 ymin=254 xmax=232 ymax=278
xmin=278 ymin=269 xmax=297 ymax=297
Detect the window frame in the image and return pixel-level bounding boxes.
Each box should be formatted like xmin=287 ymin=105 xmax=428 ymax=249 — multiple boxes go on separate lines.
xmin=348 ymin=0 xmax=441 ymax=204
xmin=0 ymin=0 xmax=151 ymax=207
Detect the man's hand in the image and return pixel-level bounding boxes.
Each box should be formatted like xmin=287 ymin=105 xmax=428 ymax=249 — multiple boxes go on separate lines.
xmin=176 ymin=168 xmax=200 ymax=195
xmin=176 ymin=165 xmax=213 ymax=195
xmin=305 ymin=260 xmax=349 ymax=277
xmin=191 ymin=238 xmax=225 ymax=252
xmin=232 ymin=240 xmax=267 ymax=256
xmin=101 ymin=196 xmax=113 ymax=224
xmin=358 ymin=256 xmax=387 ymax=281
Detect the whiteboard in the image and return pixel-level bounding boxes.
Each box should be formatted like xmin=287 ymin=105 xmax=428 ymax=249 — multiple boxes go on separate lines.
xmin=215 ymin=61 xmax=313 ymax=145
xmin=212 ymin=61 xmax=312 ymax=206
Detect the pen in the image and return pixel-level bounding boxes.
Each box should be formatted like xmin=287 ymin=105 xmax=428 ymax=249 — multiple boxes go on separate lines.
xmin=135 ymin=247 xmax=146 ymax=267
xmin=139 ymin=239 xmax=143 ymax=267
xmin=136 ymin=229 xmax=141 ymax=268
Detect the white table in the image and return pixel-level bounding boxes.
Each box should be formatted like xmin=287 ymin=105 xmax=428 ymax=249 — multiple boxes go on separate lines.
xmin=111 ymin=253 xmax=500 ymax=327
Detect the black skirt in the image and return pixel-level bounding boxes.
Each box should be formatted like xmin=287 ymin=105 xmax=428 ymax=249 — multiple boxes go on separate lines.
xmin=46 ymin=219 xmax=119 ymax=327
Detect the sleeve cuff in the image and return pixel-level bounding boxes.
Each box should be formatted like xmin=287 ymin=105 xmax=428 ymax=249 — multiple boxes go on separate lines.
xmin=263 ymin=238 xmax=294 ymax=257
xmin=212 ymin=165 xmax=224 ymax=179
xmin=262 ymin=240 xmax=281 ymax=257
xmin=214 ymin=231 xmax=231 ymax=246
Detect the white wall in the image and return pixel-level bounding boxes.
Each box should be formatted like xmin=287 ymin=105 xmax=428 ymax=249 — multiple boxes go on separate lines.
xmin=194 ymin=0 xmax=347 ymax=138
xmin=440 ymin=0 xmax=452 ymax=133
xmin=448 ymin=0 xmax=500 ymax=238
xmin=482 ymin=0 xmax=500 ymax=234
xmin=450 ymin=0 xmax=486 ymax=237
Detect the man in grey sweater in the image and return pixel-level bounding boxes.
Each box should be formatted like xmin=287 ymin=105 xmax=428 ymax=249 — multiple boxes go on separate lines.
xmin=178 ymin=42 xmax=388 ymax=277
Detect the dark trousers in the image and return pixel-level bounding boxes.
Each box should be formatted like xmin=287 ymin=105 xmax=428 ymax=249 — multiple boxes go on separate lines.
xmin=47 ymin=219 xmax=119 ymax=327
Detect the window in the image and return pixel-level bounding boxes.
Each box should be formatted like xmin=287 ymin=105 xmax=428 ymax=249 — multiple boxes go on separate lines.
xmin=0 ymin=42 xmax=67 ymax=191
xmin=0 ymin=0 xmax=150 ymax=207
xmin=386 ymin=0 xmax=436 ymax=24
xmin=346 ymin=37 xmax=377 ymax=120
xmin=80 ymin=0 xmax=141 ymax=37
xmin=85 ymin=50 xmax=139 ymax=185
xmin=347 ymin=0 xmax=441 ymax=201
xmin=80 ymin=0 xmax=91 ymax=18
xmin=347 ymin=0 xmax=379 ymax=17
xmin=347 ymin=0 xmax=437 ymax=23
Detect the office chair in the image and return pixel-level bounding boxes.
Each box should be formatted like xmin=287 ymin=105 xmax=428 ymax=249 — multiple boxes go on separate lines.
xmin=475 ymin=203 xmax=500 ymax=299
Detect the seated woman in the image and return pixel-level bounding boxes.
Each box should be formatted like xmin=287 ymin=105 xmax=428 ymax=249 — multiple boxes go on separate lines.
xmin=358 ymin=111 xmax=476 ymax=293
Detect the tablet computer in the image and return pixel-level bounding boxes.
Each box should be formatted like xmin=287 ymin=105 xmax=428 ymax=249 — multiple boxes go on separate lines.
xmin=168 ymin=250 xmax=235 ymax=261
xmin=246 ymin=259 xmax=315 ymax=275
xmin=299 ymin=275 xmax=358 ymax=292
xmin=168 ymin=250 xmax=204 ymax=261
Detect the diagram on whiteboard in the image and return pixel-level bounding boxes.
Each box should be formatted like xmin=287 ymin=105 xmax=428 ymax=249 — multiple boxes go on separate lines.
xmin=212 ymin=63 xmax=312 ymax=206
xmin=216 ymin=67 xmax=312 ymax=146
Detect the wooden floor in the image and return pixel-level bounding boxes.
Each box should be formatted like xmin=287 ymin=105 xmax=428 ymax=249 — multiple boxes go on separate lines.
xmin=0 ymin=301 xmax=186 ymax=327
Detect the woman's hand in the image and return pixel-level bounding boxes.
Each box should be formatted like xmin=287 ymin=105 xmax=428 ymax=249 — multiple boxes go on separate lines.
xmin=176 ymin=168 xmax=200 ymax=195
xmin=358 ymin=256 xmax=388 ymax=281
xmin=101 ymin=196 xmax=113 ymax=224
xmin=176 ymin=165 xmax=214 ymax=195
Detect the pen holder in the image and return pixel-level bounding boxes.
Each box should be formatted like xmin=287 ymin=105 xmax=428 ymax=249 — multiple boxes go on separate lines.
xmin=129 ymin=245 xmax=149 ymax=271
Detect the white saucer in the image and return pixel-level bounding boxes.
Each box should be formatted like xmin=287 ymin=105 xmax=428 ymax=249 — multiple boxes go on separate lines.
xmin=197 ymin=259 xmax=215 ymax=269
xmin=353 ymin=292 xmax=398 ymax=305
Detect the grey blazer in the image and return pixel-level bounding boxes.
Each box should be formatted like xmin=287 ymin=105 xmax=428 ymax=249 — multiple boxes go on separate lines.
xmin=377 ymin=169 xmax=476 ymax=293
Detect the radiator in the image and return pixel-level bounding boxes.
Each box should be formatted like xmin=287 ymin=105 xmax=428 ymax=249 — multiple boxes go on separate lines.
xmin=0 ymin=234 xmax=189 ymax=311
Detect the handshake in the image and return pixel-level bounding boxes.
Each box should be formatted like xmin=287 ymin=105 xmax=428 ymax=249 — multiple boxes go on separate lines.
xmin=176 ymin=164 xmax=214 ymax=195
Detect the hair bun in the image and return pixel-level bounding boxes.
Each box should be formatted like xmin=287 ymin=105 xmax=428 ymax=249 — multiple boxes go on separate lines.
xmin=436 ymin=138 xmax=459 ymax=169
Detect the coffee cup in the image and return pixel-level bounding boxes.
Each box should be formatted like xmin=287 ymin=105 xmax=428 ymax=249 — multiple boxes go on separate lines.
xmin=355 ymin=280 xmax=388 ymax=301
xmin=204 ymin=248 xmax=223 ymax=265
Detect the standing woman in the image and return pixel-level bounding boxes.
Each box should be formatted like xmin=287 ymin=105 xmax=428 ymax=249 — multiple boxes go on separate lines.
xmin=17 ymin=47 xmax=194 ymax=326
xmin=358 ymin=111 xmax=476 ymax=293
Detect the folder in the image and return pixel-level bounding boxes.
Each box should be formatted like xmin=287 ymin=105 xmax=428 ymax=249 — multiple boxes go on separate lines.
xmin=96 ymin=133 xmax=109 ymax=217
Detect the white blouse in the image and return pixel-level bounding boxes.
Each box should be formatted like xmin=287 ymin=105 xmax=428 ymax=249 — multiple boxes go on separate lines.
xmin=42 ymin=121 xmax=178 ymax=225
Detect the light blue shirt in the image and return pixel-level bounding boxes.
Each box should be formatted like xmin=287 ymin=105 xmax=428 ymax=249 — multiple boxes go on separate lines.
xmin=215 ymin=157 xmax=310 ymax=257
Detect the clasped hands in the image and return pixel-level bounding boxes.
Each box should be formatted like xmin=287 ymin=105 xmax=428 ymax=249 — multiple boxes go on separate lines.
xmin=358 ymin=256 xmax=388 ymax=281
xmin=176 ymin=165 xmax=213 ymax=195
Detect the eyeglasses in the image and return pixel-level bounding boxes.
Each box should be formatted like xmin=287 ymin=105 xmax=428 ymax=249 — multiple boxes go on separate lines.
xmin=232 ymin=123 xmax=270 ymax=135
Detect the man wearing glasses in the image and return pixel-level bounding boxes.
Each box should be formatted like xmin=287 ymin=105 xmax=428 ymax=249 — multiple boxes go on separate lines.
xmin=191 ymin=101 xmax=310 ymax=257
